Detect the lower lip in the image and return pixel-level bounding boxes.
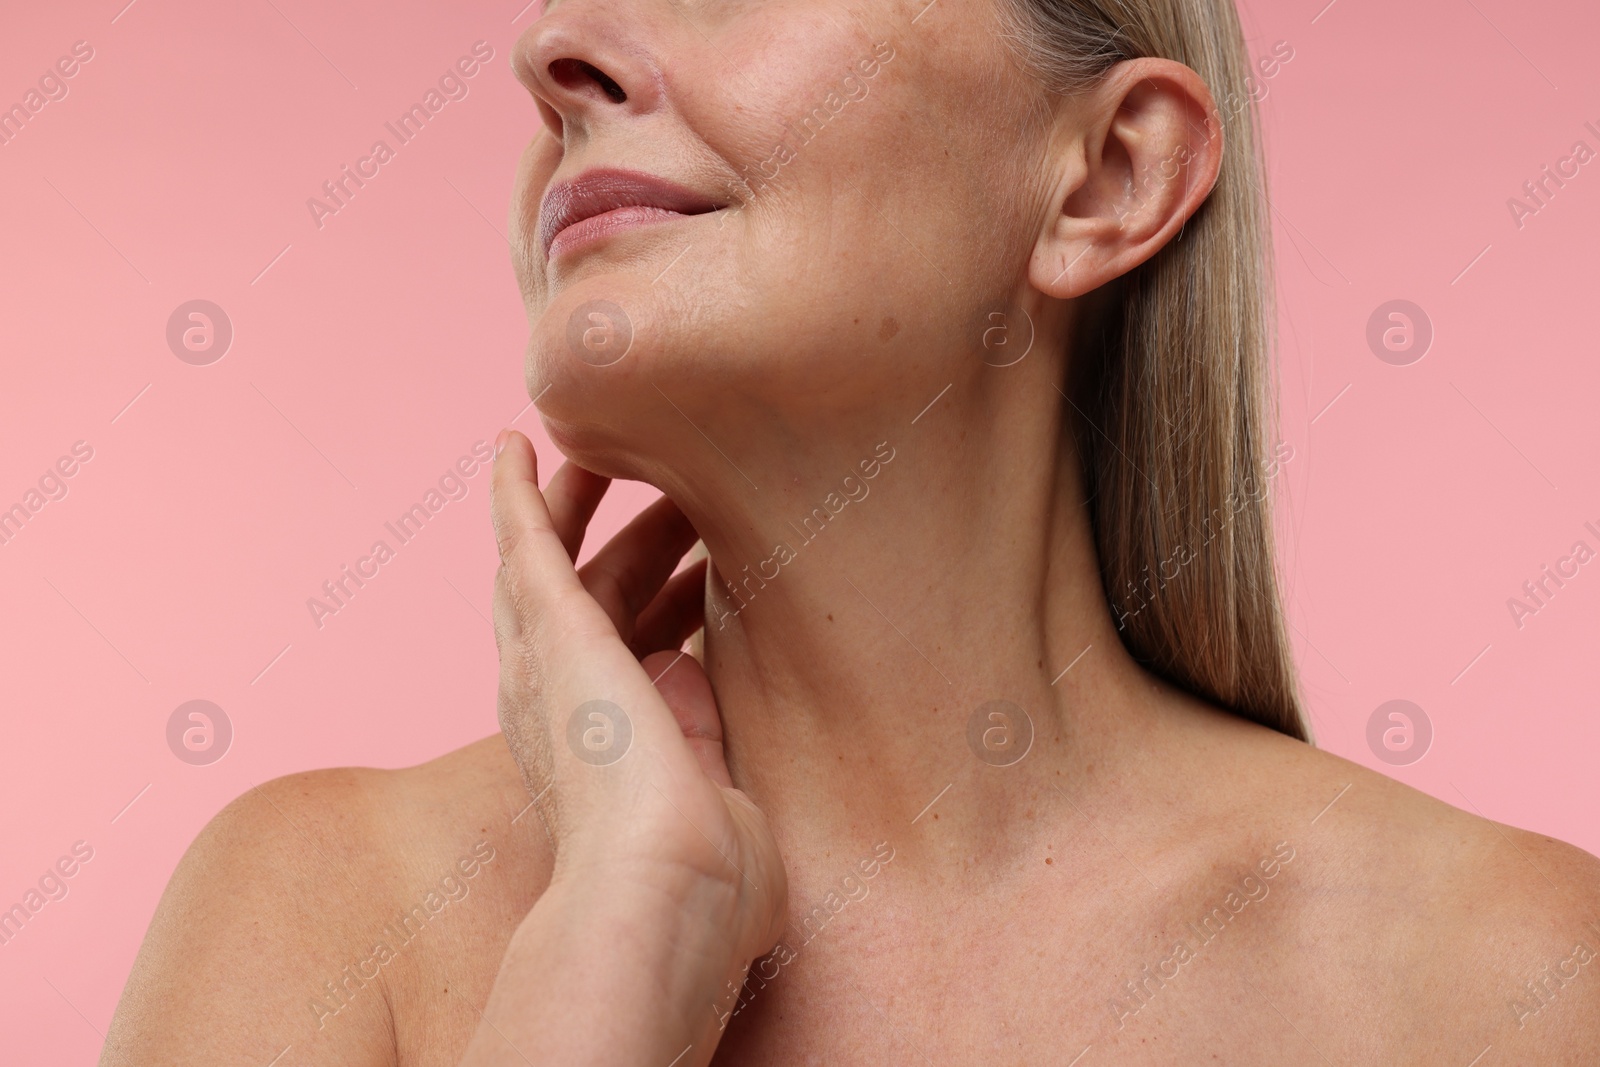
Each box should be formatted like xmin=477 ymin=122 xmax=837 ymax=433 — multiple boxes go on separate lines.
xmin=547 ymin=205 xmax=705 ymax=260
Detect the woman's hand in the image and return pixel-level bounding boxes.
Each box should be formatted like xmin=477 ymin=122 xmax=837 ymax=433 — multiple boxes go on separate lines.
xmin=462 ymin=428 xmax=786 ymax=1067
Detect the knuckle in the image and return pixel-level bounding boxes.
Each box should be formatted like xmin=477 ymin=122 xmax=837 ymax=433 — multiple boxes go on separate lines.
xmin=491 ymin=507 xmax=521 ymax=563
xmin=495 ymin=645 xmax=545 ymax=738
xmin=491 ymin=573 xmax=520 ymax=648
xmin=503 ymin=565 xmax=542 ymax=633
xmin=495 ymin=603 xmax=540 ymax=677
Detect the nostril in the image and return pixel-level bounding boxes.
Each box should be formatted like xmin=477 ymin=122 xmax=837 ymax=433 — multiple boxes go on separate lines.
xmin=548 ymin=58 xmax=627 ymax=104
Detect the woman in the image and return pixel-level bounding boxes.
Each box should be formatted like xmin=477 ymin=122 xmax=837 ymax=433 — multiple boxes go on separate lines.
xmin=104 ymin=0 xmax=1600 ymax=1062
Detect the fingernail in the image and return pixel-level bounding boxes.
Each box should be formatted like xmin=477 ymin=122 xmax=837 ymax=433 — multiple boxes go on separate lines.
xmin=494 ymin=429 xmax=509 ymax=457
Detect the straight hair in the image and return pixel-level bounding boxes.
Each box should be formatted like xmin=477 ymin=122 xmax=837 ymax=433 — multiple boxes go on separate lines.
xmin=1002 ymin=0 xmax=1310 ymax=741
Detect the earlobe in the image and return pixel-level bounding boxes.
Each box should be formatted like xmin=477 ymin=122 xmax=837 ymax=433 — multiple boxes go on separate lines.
xmin=1028 ymin=58 xmax=1223 ymax=302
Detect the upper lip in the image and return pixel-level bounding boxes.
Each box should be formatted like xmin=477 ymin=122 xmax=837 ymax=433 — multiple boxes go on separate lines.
xmin=538 ymin=168 xmax=724 ymax=257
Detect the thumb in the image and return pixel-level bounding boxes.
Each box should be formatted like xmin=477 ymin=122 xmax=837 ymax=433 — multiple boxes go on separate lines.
xmin=640 ymin=649 xmax=731 ymax=788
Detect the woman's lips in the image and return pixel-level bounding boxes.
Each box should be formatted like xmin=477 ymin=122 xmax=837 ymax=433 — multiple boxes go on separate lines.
xmin=546 ymin=204 xmax=699 ymax=259
xmin=539 ymin=168 xmax=723 ymax=260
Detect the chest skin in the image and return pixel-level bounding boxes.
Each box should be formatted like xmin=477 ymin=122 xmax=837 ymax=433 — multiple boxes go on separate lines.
xmin=254 ymin=735 xmax=1584 ymax=1067
xmin=372 ymin=821 xmax=1361 ymax=1067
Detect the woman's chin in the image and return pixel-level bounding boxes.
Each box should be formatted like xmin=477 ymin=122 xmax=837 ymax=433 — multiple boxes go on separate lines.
xmin=524 ymin=281 xmax=668 ymax=483
xmin=527 ymin=274 xmax=654 ymax=407
xmin=531 ymin=410 xmax=647 ymax=482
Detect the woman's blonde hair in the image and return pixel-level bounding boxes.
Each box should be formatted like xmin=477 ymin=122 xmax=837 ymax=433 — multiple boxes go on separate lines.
xmin=1004 ymin=0 xmax=1310 ymax=741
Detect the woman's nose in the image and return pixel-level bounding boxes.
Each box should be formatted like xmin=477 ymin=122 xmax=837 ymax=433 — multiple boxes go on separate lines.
xmin=513 ymin=5 xmax=664 ymax=138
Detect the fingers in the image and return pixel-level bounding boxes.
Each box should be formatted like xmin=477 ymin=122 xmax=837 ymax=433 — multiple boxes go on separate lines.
xmin=579 ymin=495 xmax=702 ymax=639
xmin=543 ymin=461 xmax=611 ymax=562
xmin=490 ymin=430 xmax=710 ymax=809
xmin=630 ymin=556 xmax=708 ymax=658
xmin=489 ymin=431 xmax=610 ymax=650
xmin=641 ymin=649 xmax=730 ymax=788
xmin=503 ymin=436 xmax=698 ymax=643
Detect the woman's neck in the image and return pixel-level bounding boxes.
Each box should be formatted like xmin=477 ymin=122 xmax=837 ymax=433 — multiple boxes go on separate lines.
xmin=646 ymin=358 xmax=1166 ymax=880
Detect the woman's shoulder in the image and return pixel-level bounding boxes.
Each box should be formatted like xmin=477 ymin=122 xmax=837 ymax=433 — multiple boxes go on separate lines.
xmin=1238 ymin=723 xmax=1600 ymax=907
xmin=103 ymin=735 xmax=553 ymax=1067
xmin=1195 ymin=718 xmax=1600 ymax=1059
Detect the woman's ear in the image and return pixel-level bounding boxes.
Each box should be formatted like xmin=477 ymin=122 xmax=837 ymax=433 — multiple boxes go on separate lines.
xmin=1029 ymin=58 xmax=1224 ymax=300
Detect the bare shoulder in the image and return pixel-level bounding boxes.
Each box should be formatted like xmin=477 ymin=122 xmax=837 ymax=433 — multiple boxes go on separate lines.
xmin=1197 ymin=715 xmax=1600 ymax=1061
xmin=103 ymin=735 xmax=551 ymax=1067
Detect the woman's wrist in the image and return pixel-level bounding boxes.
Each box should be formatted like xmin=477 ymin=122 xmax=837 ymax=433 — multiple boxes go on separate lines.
xmin=461 ymin=861 xmax=749 ymax=1067
xmin=547 ymin=799 xmax=775 ymax=956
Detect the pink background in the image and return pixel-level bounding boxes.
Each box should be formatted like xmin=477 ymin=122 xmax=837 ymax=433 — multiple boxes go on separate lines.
xmin=2 ymin=0 xmax=1597 ymax=1060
